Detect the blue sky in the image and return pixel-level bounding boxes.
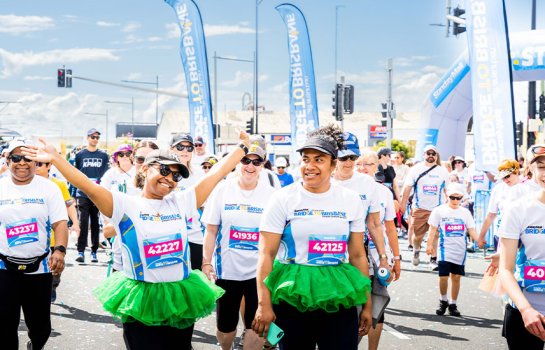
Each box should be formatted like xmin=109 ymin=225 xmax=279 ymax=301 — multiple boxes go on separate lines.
xmin=0 ymin=0 xmax=539 ymax=138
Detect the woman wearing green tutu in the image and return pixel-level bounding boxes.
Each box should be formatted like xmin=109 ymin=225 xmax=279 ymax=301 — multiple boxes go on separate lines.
xmin=252 ymin=124 xmax=372 ymax=350
xmin=22 ymin=132 xmax=251 ymax=350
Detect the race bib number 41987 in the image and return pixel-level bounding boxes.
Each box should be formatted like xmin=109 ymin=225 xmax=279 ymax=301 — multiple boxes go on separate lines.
xmin=6 ymin=218 xmax=39 ymax=247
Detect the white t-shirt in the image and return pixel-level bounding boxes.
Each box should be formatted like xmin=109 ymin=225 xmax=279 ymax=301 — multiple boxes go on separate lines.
xmin=192 ymin=153 xmax=213 ymax=168
xmin=468 ymin=165 xmax=493 ymax=201
xmin=393 ymin=164 xmax=409 ymax=192
xmin=368 ymin=184 xmax=396 ymax=269
xmin=331 ymin=172 xmax=381 ymax=215
xmin=450 ymin=168 xmax=469 ymax=185
xmin=260 ymin=182 xmax=365 ymax=266
xmin=499 ymin=195 xmax=545 ymax=314
xmin=406 ymin=163 xmax=449 ymax=211
xmin=100 ymin=166 xmax=139 ymax=195
xmin=428 ymin=204 xmax=475 ymax=265
xmin=0 ymin=176 xmax=68 ymax=274
xmin=110 ymin=189 xmax=196 ymax=283
xmin=173 ymin=170 xmax=205 ymax=244
xmin=201 ymin=177 xmax=276 ymax=280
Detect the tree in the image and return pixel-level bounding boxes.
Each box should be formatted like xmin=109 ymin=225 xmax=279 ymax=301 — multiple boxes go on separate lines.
xmin=375 ymin=139 xmax=413 ymax=159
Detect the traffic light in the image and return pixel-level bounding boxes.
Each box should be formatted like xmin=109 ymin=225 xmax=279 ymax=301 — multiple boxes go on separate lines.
xmin=515 ymin=121 xmax=523 ymax=146
xmin=332 ymin=83 xmax=344 ymax=121
xmin=213 ymin=123 xmax=221 ymax=138
xmin=66 ymin=69 xmax=72 ymax=88
xmin=452 ymin=7 xmax=466 ymax=36
xmin=539 ymin=93 xmax=545 ymax=120
xmin=245 ymin=118 xmax=254 ymax=134
xmin=343 ymin=85 xmax=354 ymax=114
xmin=57 ymin=69 xmax=65 ymax=88
xmin=381 ymin=102 xmax=388 ymax=127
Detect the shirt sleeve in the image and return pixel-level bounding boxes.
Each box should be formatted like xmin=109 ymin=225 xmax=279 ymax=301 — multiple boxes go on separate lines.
xmin=427 ymin=207 xmax=441 ymax=227
xmin=201 ymin=184 xmax=223 ymax=226
xmin=259 ymin=191 xmax=288 ymax=234
xmin=384 ymin=192 xmax=396 ymax=221
xmin=110 ymin=192 xmax=126 ymax=222
xmin=174 ymin=187 xmax=197 ymax=220
xmin=349 ymin=193 xmax=366 ymax=233
xmin=498 ymin=203 xmax=523 ymax=240
xmin=47 ymin=183 xmax=69 ymax=224
xmin=368 ymin=182 xmax=381 ymax=213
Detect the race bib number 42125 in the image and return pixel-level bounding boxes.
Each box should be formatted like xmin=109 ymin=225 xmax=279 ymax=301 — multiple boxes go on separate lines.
xmin=6 ymin=218 xmax=39 ymax=247
xmin=307 ymin=234 xmax=347 ymax=266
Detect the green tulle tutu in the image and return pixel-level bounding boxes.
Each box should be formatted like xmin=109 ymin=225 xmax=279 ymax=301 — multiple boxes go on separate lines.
xmin=94 ymin=270 xmax=224 ymax=329
xmin=264 ymin=262 xmax=371 ymax=313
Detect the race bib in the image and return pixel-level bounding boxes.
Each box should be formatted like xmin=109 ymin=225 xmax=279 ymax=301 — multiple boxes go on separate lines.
xmin=444 ymin=221 xmax=466 ymax=237
xmin=229 ymin=226 xmax=259 ymax=251
xmin=142 ymin=233 xmax=184 ymax=269
xmin=422 ymin=185 xmax=438 ymax=195
xmin=473 ymin=175 xmax=484 ymax=183
xmin=523 ymin=260 xmax=545 ymax=293
xmin=307 ymin=234 xmax=347 ymax=266
xmin=6 ymin=218 xmax=39 ymax=247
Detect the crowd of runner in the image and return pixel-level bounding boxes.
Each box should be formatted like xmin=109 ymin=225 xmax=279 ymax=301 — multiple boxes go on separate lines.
xmin=0 ymin=124 xmax=543 ymax=350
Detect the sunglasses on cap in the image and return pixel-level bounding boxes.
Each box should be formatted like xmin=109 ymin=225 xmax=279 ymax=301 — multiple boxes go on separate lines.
xmin=174 ymin=144 xmax=194 ymax=152
xmin=117 ymin=151 xmax=132 ymax=158
xmin=89 ymin=135 xmax=100 ymax=140
xmin=448 ymin=195 xmax=463 ymax=201
xmin=151 ymin=163 xmax=184 ymax=182
xmin=9 ymin=154 xmax=33 ymax=163
xmin=240 ymin=157 xmax=263 ymax=166
xmin=339 ymin=155 xmax=359 ymax=162
xmin=426 ymin=151 xmax=437 ymax=156
xmin=135 ymin=156 xmax=146 ymax=164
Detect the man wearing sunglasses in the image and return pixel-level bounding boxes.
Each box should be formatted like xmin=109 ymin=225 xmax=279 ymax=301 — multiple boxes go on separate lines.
xmin=274 ymin=157 xmax=294 ymax=187
xmin=191 ymin=136 xmax=213 ymax=168
xmin=426 ymin=183 xmax=477 ymax=317
xmin=74 ymin=128 xmax=110 ymax=264
xmin=0 ymin=138 xmax=68 ymax=349
xmin=400 ymin=145 xmax=449 ymax=268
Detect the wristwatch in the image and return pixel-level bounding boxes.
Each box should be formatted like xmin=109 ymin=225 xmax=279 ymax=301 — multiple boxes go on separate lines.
xmin=379 ymin=254 xmax=388 ymax=260
xmin=393 ymin=255 xmax=402 ymax=261
xmin=54 ymin=245 xmax=67 ymax=254
xmin=238 ymin=143 xmax=249 ymax=155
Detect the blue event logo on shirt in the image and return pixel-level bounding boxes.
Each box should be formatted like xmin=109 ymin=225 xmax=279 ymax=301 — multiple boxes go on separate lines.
xmin=525 ymin=226 xmax=545 ymax=235
xmin=293 ymin=209 xmax=347 ymax=219
xmin=224 ymin=204 xmax=263 ymax=214
xmin=139 ymin=212 xmax=182 ymax=222
xmin=0 ymin=198 xmax=45 ymax=206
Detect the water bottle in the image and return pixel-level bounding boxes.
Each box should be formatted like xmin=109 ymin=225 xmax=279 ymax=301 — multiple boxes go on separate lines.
xmin=377 ymin=267 xmax=391 ymax=287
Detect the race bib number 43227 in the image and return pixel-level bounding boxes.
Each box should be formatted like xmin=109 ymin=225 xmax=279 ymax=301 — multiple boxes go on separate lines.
xmin=307 ymin=234 xmax=348 ymax=266
xmin=6 ymin=218 xmax=39 ymax=247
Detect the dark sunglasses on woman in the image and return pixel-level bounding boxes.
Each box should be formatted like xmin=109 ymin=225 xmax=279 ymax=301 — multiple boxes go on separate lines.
xmin=117 ymin=151 xmax=132 ymax=158
xmin=152 ymin=163 xmax=184 ymax=182
xmin=9 ymin=154 xmax=33 ymax=163
xmin=240 ymin=157 xmax=263 ymax=166
xmin=175 ymin=144 xmax=194 ymax=152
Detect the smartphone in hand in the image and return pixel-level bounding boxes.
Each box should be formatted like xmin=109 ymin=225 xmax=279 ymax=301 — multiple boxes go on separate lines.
xmin=266 ymin=322 xmax=284 ymax=346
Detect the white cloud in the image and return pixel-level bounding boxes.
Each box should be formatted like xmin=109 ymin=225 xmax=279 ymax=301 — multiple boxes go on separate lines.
xmin=123 ymin=22 xmax=141 ymax=33
xmin=0 ymin=48 xmax=120 ymax=77
xmin=23 ymin=76 xmax=54 ymax=81
xmin=165 ymin=22 xmax=254 ymax=39
xmin=0 ymin=15 xmax=54 ymax=35
xmin=165 ymin=23 xmax=179 ymax=39
xmin=222 ymin=71 xmax=253 ymax=88
xmin=96 ymin=21 xmax=120 ymax=27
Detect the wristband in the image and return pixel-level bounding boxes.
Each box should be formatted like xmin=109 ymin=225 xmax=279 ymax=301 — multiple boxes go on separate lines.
xmin=238 ymin=143 xmax=249 ymax=155
xmin=393 ymin=255 xmax=402 ymax=261
xmin=379 ymin=254 xmax=388 ymax=260
xmin=53 ymin=245 xmax=67 ymax=254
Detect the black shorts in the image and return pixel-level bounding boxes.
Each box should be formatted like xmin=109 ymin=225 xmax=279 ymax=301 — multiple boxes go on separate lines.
xmin=438 ymin=261 xmax=465 ymax=277
xmin=503 ymin=304 xmax=545 ymax=350
xmin=215 ymin=278 xmax=258 ymax=333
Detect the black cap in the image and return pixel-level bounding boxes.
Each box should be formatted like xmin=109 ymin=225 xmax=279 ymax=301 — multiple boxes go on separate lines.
xmin=296 ymin=136 xmax=338 ymax=159
xmin=170 ymin=133 xmax=193 ymax=147
xmin=87 ymin=128 xmax=101 ymax=136
xmin=377 ymin=147 xmax=392 ymax=158
xmin=144 ymin=150 xmax=189 ymax=179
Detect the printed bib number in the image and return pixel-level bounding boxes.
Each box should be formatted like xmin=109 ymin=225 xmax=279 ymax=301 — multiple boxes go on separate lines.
xmin=142 ymin=233 xmax=184 ymax=269
xmin=307 ymin=234 xmax=347 ymax=266
xmin=6 ymin=218 xmax=39 ymax=247
xmin=523 ymin=260 xmax=545 ymax=293
xmin=444 ymin=222 xmax=465 ymax=237
xmin=229 ymin=226 xmax=259 ymax=251
xmin=422 ymin=185 xmax=438 ymax=195
xmin=473 ymin=175 xmax=484 ymax=183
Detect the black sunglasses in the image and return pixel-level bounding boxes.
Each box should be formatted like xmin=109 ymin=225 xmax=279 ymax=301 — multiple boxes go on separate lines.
xmin=9 ymin=154 xmax=33 ymax=163
xmin=195 ymin=143 xmax=204 ymax=147
xmin=202 ymin=165 xmax=211 ymax=170
xmin=152 ymin=163 xmax=184 ymax=182
xmin=449 ymin=195 xmax=463 ymax=201
xmin=276 ymin=166 xmax=285 ymax=169
xmin=240 ymin=157 xmax=263 ymax=166
xmin=36 ymin=162 xmax=50 ymax=167
xmin=426 ymin=152 xmax=437 ymax=156
xmin=89 ymin=135 xmax=100 ymax=140
xmin=174 ymin=144 xmax=194 ymax=152
xmin=117 ymin=151 xmax=132 ymax=158
xmin=339 ymin=155 xmax=359 ymax=162
xmin=135 ymin=156 xmax=146 ymax=164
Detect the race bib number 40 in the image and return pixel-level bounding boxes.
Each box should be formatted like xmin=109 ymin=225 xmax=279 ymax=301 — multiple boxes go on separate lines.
xmin=143 ymin=233 xmax=184 ymax=269
xmin=6 ymin=218 xmax=39 ymax=247
xmin=229 ymin=226 xmax=259 ymax=251
xmin=523 ymin=260 xmax=545 ymax=293
xmin=307 ymin=234 xmax=348 ymax=266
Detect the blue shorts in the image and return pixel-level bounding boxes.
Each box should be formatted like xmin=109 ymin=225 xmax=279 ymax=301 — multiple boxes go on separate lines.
xmin=438 ymin=261 xmax=465 ymax=277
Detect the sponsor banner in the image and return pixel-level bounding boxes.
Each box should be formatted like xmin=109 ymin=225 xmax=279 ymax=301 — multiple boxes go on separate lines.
xmin=368 ymin=125 xmax=387 ymax=139
xmin=270 ymin=134 xmax=292 ymax=145
xmin=429 ymin=56 xmax=470 ymax=108
xmin=165 ymin=0 xmax=215 ymax=154
xmin=466 ymin=0 xmax=516 ymax=172
xmin=276 ymin=4 xmax=319 ymax=155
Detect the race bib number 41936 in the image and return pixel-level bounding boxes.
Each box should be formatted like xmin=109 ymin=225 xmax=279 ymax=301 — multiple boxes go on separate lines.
xmin=307 ymin=234 xmax=347 ymax=266
xmin=6 ymin=218 xmax=39 ymax=247
xmin=229 ymin=226 xmax=259 ymax=251
xmin=143 ymin=233 xmax=184 ymax=269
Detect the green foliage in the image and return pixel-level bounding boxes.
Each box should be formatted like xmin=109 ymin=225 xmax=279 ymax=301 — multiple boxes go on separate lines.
xmin=375 ymin=139 xmax=413 ymax=159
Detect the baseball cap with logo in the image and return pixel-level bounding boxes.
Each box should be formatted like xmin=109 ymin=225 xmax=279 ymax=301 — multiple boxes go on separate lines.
xmin=377 ymin=147 xmax=392 ymax=158
xmin=446 ymin=182 xmax=465 ymax=196
xmin=423 ymin=144 xmax=438 ymax=153
xmin=170 ymin=133 xmax=194 ymax=147
xmin=144 ymin=149 xmax=189 ymax=179
xmin=249 ymin=135 xmax=267 ymax=159
xmin=275 ymin=157 xmax=288 ymax=167
xmin=201 ymin=156 xmax=218 ymax=166
xmin=338 ymin=132 xmax=361 ymax=158
xmin=6 ymin=138 xmax=34 ymax=155
xmin=87 ymin=128 xmax=101 ymax=136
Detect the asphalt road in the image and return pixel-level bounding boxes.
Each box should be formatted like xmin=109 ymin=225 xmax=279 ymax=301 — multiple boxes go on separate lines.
xmin=17 ymin=236 xmax=508 ymax=349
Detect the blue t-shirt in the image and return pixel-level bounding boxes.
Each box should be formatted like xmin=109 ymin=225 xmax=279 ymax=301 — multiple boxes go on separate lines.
xmin=276 ymin=172 xmax=294 ymax=187
xmin=74 ymin=148 xmax=110 ymax=198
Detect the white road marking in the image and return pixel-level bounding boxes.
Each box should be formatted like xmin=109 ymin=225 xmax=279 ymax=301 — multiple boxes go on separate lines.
xmin=383 ymin=324 xmax=410 ymax=340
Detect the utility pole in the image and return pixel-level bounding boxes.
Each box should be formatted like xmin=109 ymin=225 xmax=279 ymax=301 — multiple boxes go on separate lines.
xmin=528 ymin=0 xmax=537 ymax=148
xmin=386 ymin=58 xmax=393 ymax=148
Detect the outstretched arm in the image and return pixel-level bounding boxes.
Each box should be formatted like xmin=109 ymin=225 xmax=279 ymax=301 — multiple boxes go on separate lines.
xmin=23 ymin=139 xmax=114 ymax=217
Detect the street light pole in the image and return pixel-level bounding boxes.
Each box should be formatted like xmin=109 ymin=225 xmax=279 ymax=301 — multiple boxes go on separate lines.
xmin=255 ymin=0 xmax=264 ymax=134
xmin=334 ymin=5 xmax=344 ymax=84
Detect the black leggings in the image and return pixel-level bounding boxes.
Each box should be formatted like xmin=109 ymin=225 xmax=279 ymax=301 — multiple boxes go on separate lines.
xmin=0 ymin=270 xmax=52 ymax=350
xmin=273 ymin=301 xmax=358 ymax=350
xmin=215 ymin=278 xmax=258 ymax=332
xmin=188 ymin=242 xmax=203 ymax=271
xmin=77 ymin=197 xmax=100 ymax=253
xmin=503 ymin=304 xmax=544 ymax=350
xmin=123 ymin=320 xmax=194 ymax=350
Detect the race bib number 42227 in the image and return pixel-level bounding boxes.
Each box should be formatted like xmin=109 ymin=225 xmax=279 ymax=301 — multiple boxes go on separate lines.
xmin=143 ymin=233 xmax=184 ymax=269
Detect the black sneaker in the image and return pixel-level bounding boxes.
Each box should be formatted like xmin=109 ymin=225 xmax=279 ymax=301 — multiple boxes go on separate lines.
xmin=408 ymin=244 xmax=413 ymax=251
xmin=75 ymin=252 xmax=85 ymax=263
xmin=436 ymin=300 xmax=449 ymax=315
xmin=51 ymin=289 xmax=57 ymax=303
xmin=430 ymin=257 xmax=439 ymax=271
xmin=448 ymin=304 xmax=461 ymax=317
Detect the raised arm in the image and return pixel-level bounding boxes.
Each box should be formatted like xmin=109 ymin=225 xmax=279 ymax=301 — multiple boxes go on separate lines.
xmin=22 ymin=139 xmax=114 ymax=217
